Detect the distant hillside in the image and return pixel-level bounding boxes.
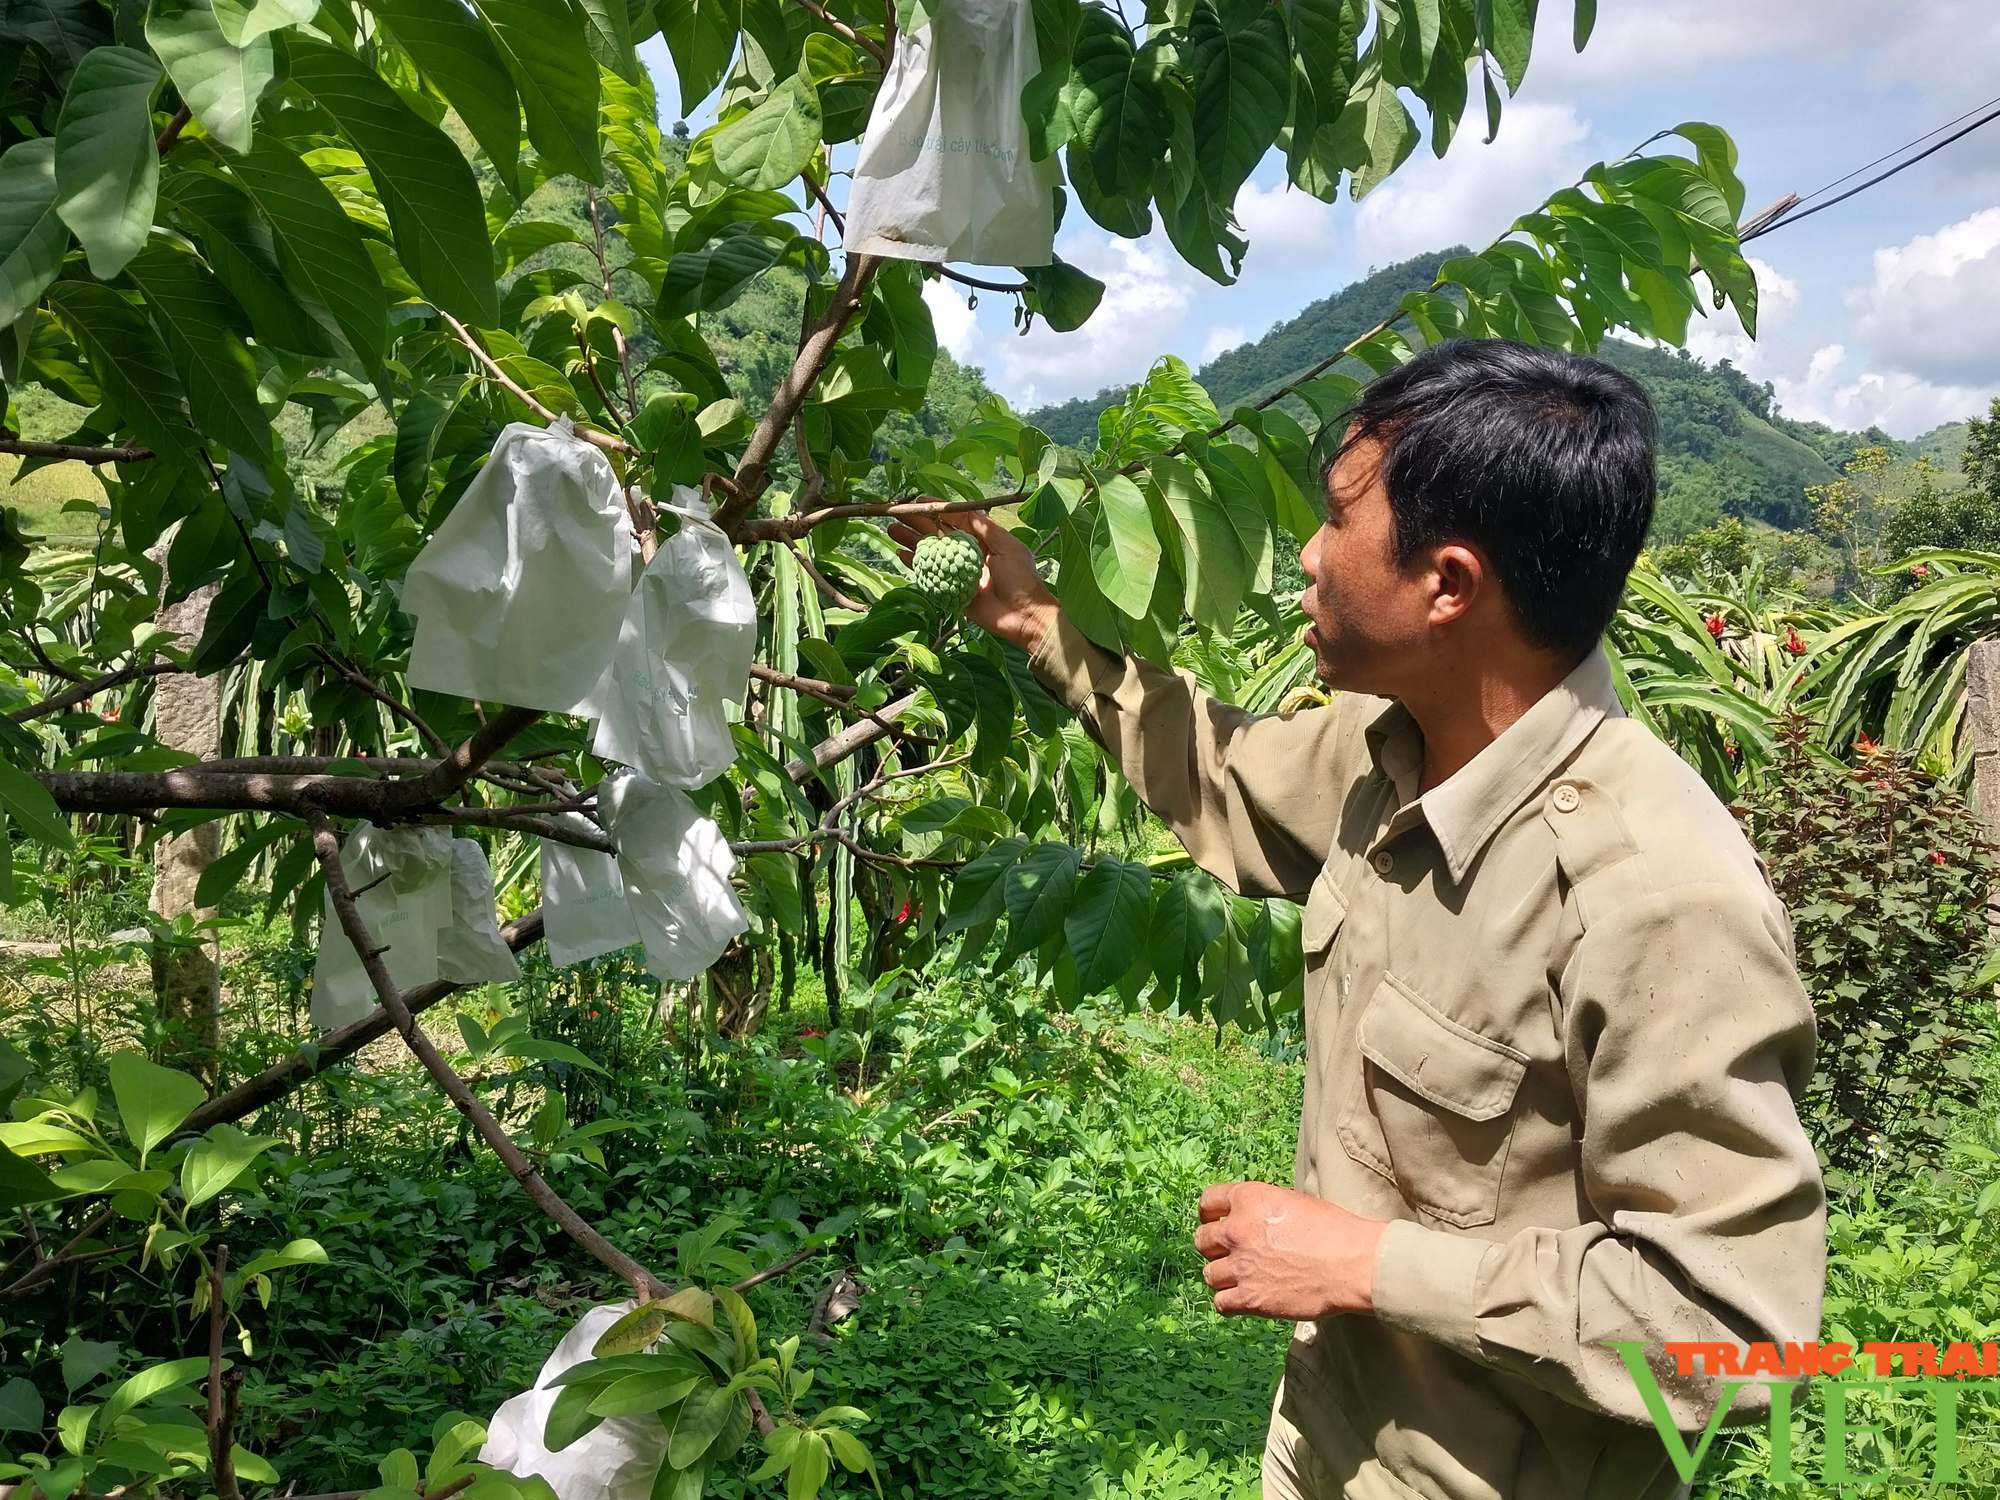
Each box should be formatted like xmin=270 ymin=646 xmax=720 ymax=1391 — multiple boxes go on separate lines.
xmin=1020 ymin=250 xmax=1973 ymax=542
xmin=1024 ymin=250 xmax=1461 ymax=449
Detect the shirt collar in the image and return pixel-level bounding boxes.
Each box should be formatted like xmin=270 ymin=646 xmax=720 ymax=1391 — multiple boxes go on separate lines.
xmin=1363 ymin=647 xmax=1625 ymax=883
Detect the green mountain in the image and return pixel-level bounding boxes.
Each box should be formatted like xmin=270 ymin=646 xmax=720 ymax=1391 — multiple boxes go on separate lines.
xmin=1015 ymin=250 xmax=1953 ymax=544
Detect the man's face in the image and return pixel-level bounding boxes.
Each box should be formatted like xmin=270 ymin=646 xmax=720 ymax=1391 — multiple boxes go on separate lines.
xmin=1297 ymin=435 xmax=1437 ymax=695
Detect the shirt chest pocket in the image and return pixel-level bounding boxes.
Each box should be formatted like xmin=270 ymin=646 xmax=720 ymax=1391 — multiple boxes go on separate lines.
xmin=1336 ymin=972 xmax=1528 ymax=1228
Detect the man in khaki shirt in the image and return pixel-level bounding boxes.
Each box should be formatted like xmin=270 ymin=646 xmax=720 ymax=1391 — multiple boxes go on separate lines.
xmin=902 ymin=340 xmax=1825 ymax=1499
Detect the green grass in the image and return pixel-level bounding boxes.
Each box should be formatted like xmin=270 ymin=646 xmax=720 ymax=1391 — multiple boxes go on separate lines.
xmin=1 ymin=455 xmax=109 ymax=552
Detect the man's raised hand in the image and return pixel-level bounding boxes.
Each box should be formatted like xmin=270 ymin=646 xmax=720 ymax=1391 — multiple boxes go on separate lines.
xmin=888 ymin=510 xmax=1059 ymax=654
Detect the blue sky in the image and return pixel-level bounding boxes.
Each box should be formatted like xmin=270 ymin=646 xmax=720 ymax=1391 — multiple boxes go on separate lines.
xmin=645 ymin=0 xmax=2000 ymax=437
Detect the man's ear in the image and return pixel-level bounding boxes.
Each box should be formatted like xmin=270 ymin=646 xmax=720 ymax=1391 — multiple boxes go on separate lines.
xmin=1427 ymin=543 xmax=1488 ymax=628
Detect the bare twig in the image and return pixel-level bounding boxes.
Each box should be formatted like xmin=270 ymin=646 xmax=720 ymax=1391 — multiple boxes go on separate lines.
xmin=1 ymin=1207 xmax=116 ymax=1299
xmin=585 ymin=188 xmax=642 ymax=420
xmin=413 ymin=806 xmax=614 ymax=852
xmin=749 ymin=663 xmax=858 ymax=703
xmin=783 ymin=692 xmax=919 ymax=781
xmin=0 ymin=434 xmax=153 ymax=465
xmin=308 ymin=815 xmax=669 ymax=1299
xmin=22 ymin=634 xmax=84 ymax=683
xmin=789 ymin=0 xmax=887 ymax=61
xmin=939 ymin=268 xmax=1030 ymax=295
xmin=783 ymin=540 xmax=867 ymax=612
xmin=156 ymin=106 xmax=191 ymax=155
xmin=313 ymin=647 xmax=452 ymax=759
xmin=207 ymin=1246 xmax=240 ymax=1500
xmin=730 ymin=1244 xmax=826 ymax=1293
xmin=439 ymin=312 xmax=635 ymax=456
xmin=720 ymin=253 xmax=882 ymax=535
xmin=738 ymin=490 xmax=1023 ymax=545
xmin=12 ymin=660 xmax=181 ymax=722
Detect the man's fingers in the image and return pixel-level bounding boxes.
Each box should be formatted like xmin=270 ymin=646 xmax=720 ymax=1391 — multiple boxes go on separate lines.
xmin=1192 ymin=1221 xmax=1231 ymax=1260
xmin=1201 ymin=1256 xmax=1238 ymax=1292
xmin=1211 ymin=1286 xmax=1254 ymax=1317
xmin=1198 ymin=1182 xmax=1238 ymax=1221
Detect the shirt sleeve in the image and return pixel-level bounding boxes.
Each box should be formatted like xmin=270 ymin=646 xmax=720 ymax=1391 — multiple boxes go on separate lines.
xmin=1029 ymin=611 xmax=1367 ymax=901
xmin=1367 ymin=879 xmax=1827 ymax=1429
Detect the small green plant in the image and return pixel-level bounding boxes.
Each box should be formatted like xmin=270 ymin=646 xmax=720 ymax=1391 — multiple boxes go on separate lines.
xmin=1741 ymin=716 xmax=1998 ymax=1184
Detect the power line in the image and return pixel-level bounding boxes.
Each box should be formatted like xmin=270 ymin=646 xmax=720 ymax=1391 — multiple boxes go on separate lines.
xmin=1789 ymin=91 xmax=2000 ymax=211
xmin=1745 ymin=99 xmax=2000 ymax=243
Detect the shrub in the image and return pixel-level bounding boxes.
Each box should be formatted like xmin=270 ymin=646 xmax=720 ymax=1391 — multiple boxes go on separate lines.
xmin=1741 ymin=715 xmax=1998 ymax=1184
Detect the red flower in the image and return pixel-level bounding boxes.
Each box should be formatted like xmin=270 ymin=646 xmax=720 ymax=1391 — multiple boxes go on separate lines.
xmin=895 ymin=897 xmax=913 ymax=923
xmin=799 ymin=1028 xmax=825 ymax=1040
xmin=1782 ymin=626 xmax=1806 ymax=657
xmin=1911 ymin=563 xmax=1931 ymax=579
xmin=1703 ymin=612 xmax=1726 ymax=639
xmin=1855 ymin=732 xmax=1879 ymax=755
xmin=1931 ymin=851 xmax=1947 ymax=866
xmin=103 ymin=707 xmax=119 ymax=721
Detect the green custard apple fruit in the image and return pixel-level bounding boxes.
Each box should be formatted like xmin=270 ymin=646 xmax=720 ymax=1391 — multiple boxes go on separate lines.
xmin=911 ymin=530 xmax=984 ymax=612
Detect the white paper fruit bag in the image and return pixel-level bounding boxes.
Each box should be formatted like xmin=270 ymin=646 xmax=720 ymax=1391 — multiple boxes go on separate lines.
xmin=591 ymin=487 xmax=756 ymax=789
xmin=313 ymin=826 xmax=522 ymax=1028
xmin=539 ymin=773 xmax=747 ymax=982
xmin=842 ymin=0 xmax=1054 ymax=267
xmin=481 ymin=1302 xmax=668 ymax=1500
xmin=402 ymin=418 xmax=631 ymax=715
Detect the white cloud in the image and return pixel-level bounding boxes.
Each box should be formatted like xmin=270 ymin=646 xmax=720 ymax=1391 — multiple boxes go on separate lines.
xmin=1849 ymin=208 xmax=2000 ymax=387
xmin=1200 ymin=324 xmax=1246 ymax=363
xmin=1682 ymin=257 xmax=1800 ymax=373
xmin=1772 ymin=343 xmax=1994 ymax=439
xmin=982 ymin=233 xmax=1204 ymax=407
xmin=921 ymin=278 xmax=981 ymax=363
xmin=1233 ymin=179 xmax=1339 ymax=266
xmin=1352 ymin=103 xmax=1593 ymax=266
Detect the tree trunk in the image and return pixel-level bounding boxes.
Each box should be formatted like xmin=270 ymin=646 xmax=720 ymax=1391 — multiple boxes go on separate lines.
xmin=148 ymin=573 xmax=223 ymax=1084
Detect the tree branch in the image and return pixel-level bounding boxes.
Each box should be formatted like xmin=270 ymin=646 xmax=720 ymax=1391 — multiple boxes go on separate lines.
xmin=0 ymin=1207 xmax=116 ymax=1299
xmin=737 ymin=490 xmax=1023 ymax=545
xmin=783 ymin=692 xmax=919 ymax=781
xmin=748 ymin=664 xmax=857 ymax=703
xmin=719 ymin=254 xmax=881 ymax=536
xmin=0 ymin=434 xmax=154 ymax=465
xmin=206 ymin=1245 xmax=241 ymax=1500
xmin=407 ymin=706 xmax=543 ymax=805
xmin=439 ymin=312 xmax=635 ymax=456
xmin=156 ymin=106 xmax=192 ymax=155
xmin=313 ymin=648 xmax=452 ymax=759
xmin=308 ymin=815 xmax=670 ymax=1300
xmin=783 ymin=540 xmax=867 ymax=612
xmin=789 ymin=0 xmax=886 ymax=59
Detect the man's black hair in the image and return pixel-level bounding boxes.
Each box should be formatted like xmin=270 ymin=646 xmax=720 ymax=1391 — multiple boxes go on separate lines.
xmin=1334 ymin=338 xmax=1658 ymax=659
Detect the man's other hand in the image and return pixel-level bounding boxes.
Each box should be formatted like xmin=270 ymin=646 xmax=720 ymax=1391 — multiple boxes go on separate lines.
xmin=1194 ymin=1181 xmax=1388 ymax=1320
xmin=888 ymin=510 xmax=1059 ymax=654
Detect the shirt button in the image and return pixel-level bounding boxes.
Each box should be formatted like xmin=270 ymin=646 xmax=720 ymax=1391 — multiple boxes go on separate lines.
xmin=1552 ymin=783 xmax=1581 ymax=813
xmin=1372 ymin=851 xmax=1395 ymax=875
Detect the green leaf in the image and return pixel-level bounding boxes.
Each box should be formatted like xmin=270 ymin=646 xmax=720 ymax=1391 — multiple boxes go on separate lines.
xmin=1188 ymin=0 xmax=1289 ymax=204
xmin=590 ymin=1369 xmax=702 ymax=1417
xmin=1022 ymin=0 xmax=1079 ymax=159
xmin=180 ymin=1122 xmax=277 ymax=1206
xmin=44 ymin=279 xmax=199 ymax=466
xmin=1070 ymin=5 xmax=1166 ymax=197
xmin=1330 ymin=51 xmax=1416 ymax=200
xmin=53 ymin=45 xmax=161 ymax=279
xmin=146 ymin=0 xmax=272 ymax=154
xmin=285 ymin=39 xmax=499 ymax=325
xmin=786 ymin=1431 xmax=828 ymax=1500
xmin=591 ymin=1301 xmax=670 ymax=1357
xmin=0 ymin=756 xmax=73 ymax=850
xmin=1572 ymin=0 xmax=1594 ymax=50
xmin=125 ymin=238 xmax=272 ymax=458
xmin=575 ymin=0 xmax=638 ymax=82
xmin=228 ymin=137 xmax=391 ymax=370
xmin=1001 ymin=842 xmax=1081 ymax=959
xmin=475 ymin=0 xmax=602 ymax=184
xmin=158 ymin=169 xmax=335 ymax=357
xmin=0 ymin=138 xmax=69 ymax=326
xmin=233 ymin=1236 xmax=326 ymax=1277
xmin=1064 ymin=857 xmax=1152 ymax=992
xmin=655 ymin=224 xmax=794 ymax=319
xmin=99 ymin=1356 xmax=210 ymax=1430
xmin=1193 ymin=437 xmax=1274 ymax=596
xmin=1148 ymin=868 xmax=1225 ymax=1010
xmin=502 ymin=1036 xmax=609 ymax=1074
xmin=370 ymin=0 xmax=523 ymax=193
xmin=0 ymin=1377 xmax=44 ymax=1433
xmin=1090 ymin=471 xmax=1160 ymax=618
xmin=0 ymin=1145 xmax=66 ymax=1211
xmin=108 ymin=1051 xmax=206 ymax=1160
xmin=208 ymin=0 xmax=314 ymax=46
xmin=712 ymin=74 xmax=820 ymax=191
xmin=823 ymin=1427 xmax=872 ymax=1475
xmin=1149 ymin=454 xmax=1244 ymax=628
xmin=944 ymin=837 xmax=1028 ymax=933
xmin=667 ymin=1381 xmax=733 ymax=1469
xmin=1020 ymin=257 xmax=1103 ymax=333
xmin=660 ymin=0 xmax=737 ymax=111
